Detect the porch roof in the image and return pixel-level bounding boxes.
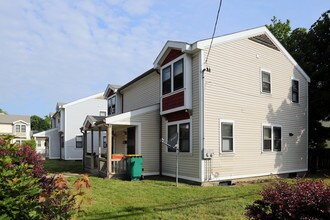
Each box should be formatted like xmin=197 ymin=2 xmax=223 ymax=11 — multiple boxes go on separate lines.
xmin=82 ymin=115 xmax=106 ymax=131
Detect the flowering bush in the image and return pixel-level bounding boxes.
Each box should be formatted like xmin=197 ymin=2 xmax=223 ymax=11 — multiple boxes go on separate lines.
xmin=0 ymin=136 xmax=90 ymax=219
xmin=246 ymin=179 xmax=330 ymax=219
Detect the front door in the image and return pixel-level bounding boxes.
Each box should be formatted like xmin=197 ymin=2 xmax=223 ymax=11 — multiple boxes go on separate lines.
xmin=127 ymin=127 xmax=135 ymax=154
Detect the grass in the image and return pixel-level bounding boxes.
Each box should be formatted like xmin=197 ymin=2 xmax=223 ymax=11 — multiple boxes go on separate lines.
xmin=44 ymin=159 xmax=263 ymax=219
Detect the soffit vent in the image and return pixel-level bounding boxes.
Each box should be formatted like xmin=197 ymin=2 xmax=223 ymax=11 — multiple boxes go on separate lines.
xmin=248 ymin=34 xmax=280 ymax=51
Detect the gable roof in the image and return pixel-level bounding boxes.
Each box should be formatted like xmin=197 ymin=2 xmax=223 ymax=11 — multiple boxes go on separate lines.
xmin=62 ymin=92 xmax=104 ymax=108
xmin=82 ymin=115 xmax=106 ymax=130
xmin=104 ymin=84 xmax=122 ymax=98
xmin=153 ymin=26 xmax=310 ymax=83
xmin=0 ymin=115 xmax=30 ymax=124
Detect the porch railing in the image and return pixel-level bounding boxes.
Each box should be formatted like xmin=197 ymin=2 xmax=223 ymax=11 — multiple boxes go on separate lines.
xmin=97 ymin=157 xmax=127 ymax=176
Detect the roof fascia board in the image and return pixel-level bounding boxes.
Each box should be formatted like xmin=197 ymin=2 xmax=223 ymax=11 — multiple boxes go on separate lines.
xmin=12 ymin=120 xmax=30 ymax=125
xmin=153 ymin=41 xmax=191 ymax=68
xmin=106 ymin=104 xmax=159 ymax=124
xmin=63 ymin=92 xmax=104 ymax=108
xmin=194 ymin=26 xmax=310 ymax=83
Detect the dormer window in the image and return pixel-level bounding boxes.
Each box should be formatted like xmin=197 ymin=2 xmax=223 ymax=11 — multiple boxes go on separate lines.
xmin=108 ymin=95 xmax=116 ymax=115
xmin=162 ymin=58 xmax=184 ymax=95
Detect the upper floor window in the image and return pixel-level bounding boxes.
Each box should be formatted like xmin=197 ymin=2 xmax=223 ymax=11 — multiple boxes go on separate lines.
xmin=15 ymin=124 xmax=26 ymax=133
xmin=261 ymin=70 xmax=271 ymax=93
xmin=167 ymin=120 xmax=191 ymax=153
xmin=16 ymin=125 xmax=20 ymax=132
xmin=262 ymin=125 xmax=282 ymax=152
xmin=292 ymin=79 xmax=299 ymax=103
xmin=162 ymin=58 xmax=184 ymax=95
xmin=21 ymin=125 xmax=26 ymax=132
xmin=220 ymin=121 xmax=234 ymax=153
xmin=108 ymin=95 xmax=116 ymax=115
xmin=100 ymin=111 xmax=106 ymax=116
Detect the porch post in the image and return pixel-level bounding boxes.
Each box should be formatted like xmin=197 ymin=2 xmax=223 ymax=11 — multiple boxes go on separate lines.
xmin=91 ymin=128 xmax=94 ymax=169
xmin=98 ymin=127 xmax=101 ymax=172
xmin=82 ymin=130 xmax=87 ymax=170
xmin=107 ymin=125 xmax=112 ymax=177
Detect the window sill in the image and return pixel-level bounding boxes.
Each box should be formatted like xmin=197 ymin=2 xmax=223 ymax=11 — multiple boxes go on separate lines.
xmin=162 ymin=88 xmax=185 ymax=98
xmin=165 ymin=151 xmax=193 ymax=156
xmin=262 ymin=151 xmax=282 ymax=154
xmin=220 ymin=152 xmax=235 ymax=156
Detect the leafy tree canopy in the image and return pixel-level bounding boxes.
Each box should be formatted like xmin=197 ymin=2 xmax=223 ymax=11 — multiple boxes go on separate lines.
xmin=0 ymin=108 xmax=7 ymax=115
xmin=31 ymin=115 xmax=51 ymax=132
xmin=267 ymin=10 xmax=330 ymax=148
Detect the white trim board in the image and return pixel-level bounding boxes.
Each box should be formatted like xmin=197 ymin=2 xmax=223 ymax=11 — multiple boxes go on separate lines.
xmin=106 ymin=104 xmax=159 ymax=124
xmin=63 ymin=92 xmax=104 ymax=108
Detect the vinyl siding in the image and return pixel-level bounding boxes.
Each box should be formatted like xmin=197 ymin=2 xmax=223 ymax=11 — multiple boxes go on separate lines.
xmin=122 ymin=71 xmax=160 ymax=112
xmin=203 ymin=38 xmax=308 ymax=181
xmin=161 ymin=52 xmax=200 ymax=181
xmin=110 ymin=108 xmax=160 ymax=174
xmin=65 ymin=98 xmax=107 ymax=160
xmin=0 ymin=124 xmax=13 ymax=133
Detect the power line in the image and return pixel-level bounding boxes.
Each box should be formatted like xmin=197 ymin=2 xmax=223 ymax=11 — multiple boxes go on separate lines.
xmin=205 ymin=0 xmax=223 ymax=64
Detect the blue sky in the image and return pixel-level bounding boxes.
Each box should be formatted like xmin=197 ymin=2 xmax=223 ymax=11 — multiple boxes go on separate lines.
xmin=0 ymin=0 xmax=329 ymax=117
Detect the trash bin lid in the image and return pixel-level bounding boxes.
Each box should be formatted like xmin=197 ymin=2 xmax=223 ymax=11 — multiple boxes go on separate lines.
xmin=126 ymin=154 xmax=142 ymax=157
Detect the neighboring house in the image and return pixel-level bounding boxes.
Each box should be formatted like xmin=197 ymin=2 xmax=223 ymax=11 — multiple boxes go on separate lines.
xmin=33 ymin=93 xmax=107 ymax=160
xmin=0 ymin=114 xmax=31 ymax=144
xmin=82 ymin=26 xmax=310 ymax=184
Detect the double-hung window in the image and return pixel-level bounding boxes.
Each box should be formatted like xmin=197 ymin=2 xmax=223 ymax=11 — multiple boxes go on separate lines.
xmin=262 ymin=125 xmax=282 ymax=152
xmin=16 ymin=125 xmax=20 ymax=132
xmin=261 ymin=70 xmax=271 ymax=93
xmin=76 ymin=135 xmax=83 ymax=148
xmin=107 ymin=96 xmax=116 ymax=115
xmin=167 ymin=120 xmax=191 ymax=153
xmin=292 ymin=79 xmax=299 ymax=103
xmin=21 ymin=125 xmax=26 ymax=132
xmin=162 ymin=58 xmax=184 ymax=95
xmin=220 ymin=121 xmax=234 ymax=152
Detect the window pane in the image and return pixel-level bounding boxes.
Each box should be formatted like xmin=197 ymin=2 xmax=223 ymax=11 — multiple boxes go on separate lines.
xmin=292 ymin=80 xmax=299 ymax=103
xmin=179 ymin=123 xmax=190 ymax=152
xmin=263 ymin=127 xmax=271 ymax=139
xmin=221 ymin=123 xmax=233 ymax=137
xmin=16 ymin=125 xmax=20 ymax=132
xmin=103 ymin=136 xmax=107 ymax=148
xmin=162 ymin=66 xmax=171 ymax=95
xmin=168 ymin=125 xmax=177 ymax=152
xmin=21 ymin=125 xmax=26 ymax=132
xmin=222 ymin=138 xmax=233 ymax=152
xmin=262 ymin=72 xmax=271 ymax=93
xmin=173 ymin=59 xmax=184 ymax=91
xmin=76 ymin=136 xmax=82 ymax=148
xmin=111 ymin=96 xmax=116 ymax=114
xmin=273 ymin=127 xmax=281 ymax=151
xmin=263 ymin=140 xmax=271 ymax=151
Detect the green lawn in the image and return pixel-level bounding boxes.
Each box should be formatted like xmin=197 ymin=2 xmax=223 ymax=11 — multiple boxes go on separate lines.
xmin=44 ymin=160 xmax=263 ymax=219
xmin=43 ymin=160 xmax=330 ymax=219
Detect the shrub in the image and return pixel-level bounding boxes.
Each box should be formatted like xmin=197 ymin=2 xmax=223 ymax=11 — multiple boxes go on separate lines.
xmin=0 ymin=147 xmax=42 ymax=219
xmin=246 ymin=179 xmax=330 ymax=220
xmin=22 ymin=139 xmax=37 ymax=150
xmin=0 ymin=138 xmax=90 ymax=219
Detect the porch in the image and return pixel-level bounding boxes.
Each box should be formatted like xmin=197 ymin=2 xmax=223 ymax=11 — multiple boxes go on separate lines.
xmin=82 ymin=115 xmax=138 ymax=178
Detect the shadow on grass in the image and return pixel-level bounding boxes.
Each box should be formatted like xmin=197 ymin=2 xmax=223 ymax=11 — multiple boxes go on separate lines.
xmin=43 ymin=159 xmax=84 ymax=174
xmin=85 ymin=192 xmax=256 ymax=219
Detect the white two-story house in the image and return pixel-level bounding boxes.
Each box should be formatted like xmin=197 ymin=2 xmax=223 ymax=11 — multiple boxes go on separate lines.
xmin=34 ymin=93 xmax=107 ymax=160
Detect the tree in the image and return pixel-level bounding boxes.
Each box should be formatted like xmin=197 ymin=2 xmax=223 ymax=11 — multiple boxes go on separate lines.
xmin=267 ymin=11 xmax=330 ymax=148
xmin=0 ymin=108 xmax=7 ymax=115
xmin=31 ymin=115 xmax=51 ymax=132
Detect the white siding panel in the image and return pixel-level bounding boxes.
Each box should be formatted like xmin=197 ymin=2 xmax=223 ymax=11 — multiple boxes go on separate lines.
xmin=203 ymin=38 xmax=308 ymax=180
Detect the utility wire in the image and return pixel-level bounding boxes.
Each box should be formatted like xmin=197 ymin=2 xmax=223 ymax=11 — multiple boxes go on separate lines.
xmin=205 ymin=0 xmax=223 ymax=64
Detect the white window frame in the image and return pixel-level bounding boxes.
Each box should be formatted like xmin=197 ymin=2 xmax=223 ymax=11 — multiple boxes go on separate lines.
xmin=99 ymin=111 xmax=107 ymax=116
xmin=21 ymin=125 xmax=26 ymax=133
xmin=261 ymin=123 xmax=282 ymax=152
xmin=219 ymin=119 xmax=235 ymax=154
xmin=161 ymin=55 xmax=186 ymax=96
xmin=260 ymin=69 xmax=272 ymax=94
xmin=291 ymin=77 xmax=300 ymax=104
xmin=166 ymin=118 xmax=192 ymax=154
xmin=15 ymin=124 xmax=20 ymax=132
xmin=103 ymin=136 xmax=107 ymax=148
xmin=75 ymin=135 xmax=83 ymax=148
